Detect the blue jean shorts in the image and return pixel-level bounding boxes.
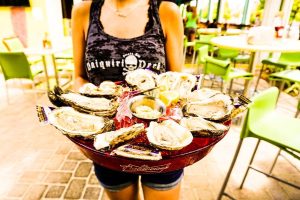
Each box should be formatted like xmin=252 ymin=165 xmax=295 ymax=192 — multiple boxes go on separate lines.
xmin=93 ymin=163 xmax=183 ymax=192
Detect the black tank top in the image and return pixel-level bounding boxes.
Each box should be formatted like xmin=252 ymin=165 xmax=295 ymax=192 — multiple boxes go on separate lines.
xmin=85 ymin=0 xmax=167 ymax=85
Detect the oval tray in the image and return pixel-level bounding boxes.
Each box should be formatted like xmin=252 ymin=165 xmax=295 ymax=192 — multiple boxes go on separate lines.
xmin=67 ymin=123 xmax=229 ymax=174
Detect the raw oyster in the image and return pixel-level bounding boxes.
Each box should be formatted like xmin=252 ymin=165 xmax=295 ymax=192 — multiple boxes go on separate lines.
xmin=112 ymin=144 xmax=162 ymax=160
xmin=48 ymin=86 xmax=119 ymax=117
xmin=94 ymin=123 xmax=145 ymax=150
xmin=48 ymin=107 xmax=114 ymax=138
xmin=79 ymin=81 xmax=123 ymax=97
xmin=180 ymin=117 xmax=229 ymax=136
xmin=183 ymin=93 xmax=234 ymax=122
xmin=146 ymin=120 xmax=193 ymax=150
xmin=171 ymin=73 xmax=197 ymax=99
xmin=157 ymin=72 xmax=179 ymax=91
xmin=125 ymin=69 xmax=157 ymax=91
xmin=187 ymin=88 xmax=222 ymax=102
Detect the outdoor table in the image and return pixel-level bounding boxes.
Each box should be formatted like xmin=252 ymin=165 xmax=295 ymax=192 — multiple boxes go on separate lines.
xmin=198 ymin=28 xmax=247 ymax=36
xmin=198 ymin=28 xmax=221 ymax=35
xmin=25 ymin=46 xmax=72 ymax=91
xmin=222 ymin=29 xmax=248 ymax=36
xmin=211 ymin=36 xmax=300 ymax=95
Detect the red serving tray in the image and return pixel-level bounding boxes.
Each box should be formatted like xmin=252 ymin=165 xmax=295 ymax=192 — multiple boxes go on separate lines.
xmin=67 ymin=119 xmax=230 ymax=174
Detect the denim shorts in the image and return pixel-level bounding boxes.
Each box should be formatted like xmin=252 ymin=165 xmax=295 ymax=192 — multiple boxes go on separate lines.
xmin=93 ymin=163 xmax=183 ymax=192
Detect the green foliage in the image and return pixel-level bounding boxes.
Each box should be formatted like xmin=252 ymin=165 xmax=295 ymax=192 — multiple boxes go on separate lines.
xmin=223 ymin=0 xmax=231 ymax=21
xmin=212 ymin=2 xmax=218 ymax=20
xmin=201 ymin=8 xmax=208 ymax=19
xmin=250 ymin=0 xmax=265 ymax=25
xmin=290 ymin=0 xmax=300 ymax=22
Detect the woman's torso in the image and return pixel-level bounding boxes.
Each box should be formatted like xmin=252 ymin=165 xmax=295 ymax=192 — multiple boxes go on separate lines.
xmin=84 ymin=0 xmax=167 ymax=85
xmin=185 ymin=12 xmax=197 ymax=29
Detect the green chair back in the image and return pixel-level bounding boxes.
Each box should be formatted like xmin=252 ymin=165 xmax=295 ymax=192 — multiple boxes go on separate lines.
xmin=0 ymin=52 xmax=33 ymax=80
xmin=196 ymin=45 xmax=209 ymax=64
xmin=217 ymin=48 xmax=239 ymax=59
xmin=198 ymin=34 xmax=216 ymax=44
xmin=241 ymin=87 xmax=279 ymax=139
xmin=204 ymin=56 xmax=231 ymax=78
xmin=2 ymin=37 xmax=24 ymax=52
xmin=278 ymin=52 xmax=300 ymax=64
xmin=195 ymin=34 xmax=216 ymax=51
xmin=0 ymin=41 xmax=8 ymax=52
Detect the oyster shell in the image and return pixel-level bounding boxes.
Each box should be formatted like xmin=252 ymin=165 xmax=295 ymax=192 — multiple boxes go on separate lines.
xmin=183 ymin=93 xmax=234 ymax=122
xmin=187 ymin=88 xmax=222 ymax=102
xmin=48 ymin=86 xmax=119 ymax=117
xmin=146 ymin=120 xmax=193 ymax=150
xmin=79 ymin=81 xmax=123 ymax=97
xmin=171 ymin=73 xmax=197 ymax=99
xmin=112 ymin=144 xmax=162 ymax=160
xmin=180 ymin=117 xmax=229 ymax=136
xmin=94 ymin=123 xmax=145 ymax=150
xmin=125 ymin=69 xmax=157 ymax=91
xmin=48 ymin=107 xmax=114 ymax=138
xmin=157 ymin=72 xmax=179 ymax=91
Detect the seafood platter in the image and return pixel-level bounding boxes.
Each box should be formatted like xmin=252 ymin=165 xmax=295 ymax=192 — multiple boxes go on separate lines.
xmin=37 ymin=69 xmax=250 ymax=174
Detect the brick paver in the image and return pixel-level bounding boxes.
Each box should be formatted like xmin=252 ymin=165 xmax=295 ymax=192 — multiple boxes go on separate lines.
xmin=44 ymin=172 xmax=72 ymax=184
xmin=75 ymin=162 xmax=93 ymax=177
xmin=83 ymin=187 xmax=102 ymax=200
xmin=89 ymin=173 xmax=100 ymax=185
xmin=64 ymin=179 xmax=86 ymax=199
xmin=45 ymin=185 xmax=66 ymax=198
xmin=61 ymin=161 xmax=78 ymax=171
xmin=23 ymin=184 xmax=47 ymax=200
xmin=67 ymin=151 xmax=88 ymax=161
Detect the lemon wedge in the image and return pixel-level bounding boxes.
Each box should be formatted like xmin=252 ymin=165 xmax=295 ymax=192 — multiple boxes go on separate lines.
xmin=159 ymin=91 xmax=180 ymax=106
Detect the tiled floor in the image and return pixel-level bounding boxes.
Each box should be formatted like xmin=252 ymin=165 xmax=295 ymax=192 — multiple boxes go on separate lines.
xmin=0 ymin=74 xmax=299 ymax=200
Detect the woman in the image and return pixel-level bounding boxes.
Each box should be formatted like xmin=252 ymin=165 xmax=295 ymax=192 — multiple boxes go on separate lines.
xmin=184 ymin=6 xmax=198 ymax=55
xmin=71 ymin=0 xmax=184 ymax=199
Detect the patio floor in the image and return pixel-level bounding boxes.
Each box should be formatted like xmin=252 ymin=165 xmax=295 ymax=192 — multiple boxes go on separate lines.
xmin=0 ymin=73 xmax=299 ymax=200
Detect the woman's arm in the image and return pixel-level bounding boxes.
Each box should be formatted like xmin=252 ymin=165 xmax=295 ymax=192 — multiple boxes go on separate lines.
xmin=71 ymin=2 xmax=91 ymax=91
xmin=159 ymin=2 xmax=184 ymax=72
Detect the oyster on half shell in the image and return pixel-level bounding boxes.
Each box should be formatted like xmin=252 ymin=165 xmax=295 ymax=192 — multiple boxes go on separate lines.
xmin=146 ymin=120 xmax=193 ymax=150
xmin=94 ymin=123 xmax=145 ymax=150
xmin=79 ymin=81 xmax=123 ymax=97
xmin=183 ymin=93 xmax=234 ymax=122
xmin=187 ymin=88 xmax=222 ymax=102
xmin=48 ymin=107 xmax=114 ymax=138
xmin=157 ymin=71 xmax=179 ymax=91
xmin=171 ymin=73 xmax=197 ymax=99
xmin=48 ymin=86 xmax=119 ymax=117
xmin=180 ymin=116 xmax=229 ymax=136
xmin=125 ymin=69 xmax=157 ymax=91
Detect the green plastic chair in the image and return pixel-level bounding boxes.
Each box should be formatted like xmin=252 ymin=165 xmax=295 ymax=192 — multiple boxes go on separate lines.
xmin=183 ymin=35 xmax=195 ymax=63
xmin=2 ymin=36 xmax=42 ymax=65
xmin=217 ymin=48 xmax=250 ymax=68
xmin=0 ymin=52 xmax=44 ymax=102
xmin=217 ymin=87 xmax=300 ymax=200
xmin=255 ymin=52 xmax=300 ymax=92
xmin=55 ymin=48 xmax=73 ymax=60
xmin=191 ymin=34 xmax=218 ymax=67
xmin=198 ymin=45 xmax=253 ymax=94
xmin=0 ymin=41 xmax=8 ymax=52
xmin=2 ymin=37 xmax=24 ymax=51
xmin=269 ymin=69 xmax=300 ymax=96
